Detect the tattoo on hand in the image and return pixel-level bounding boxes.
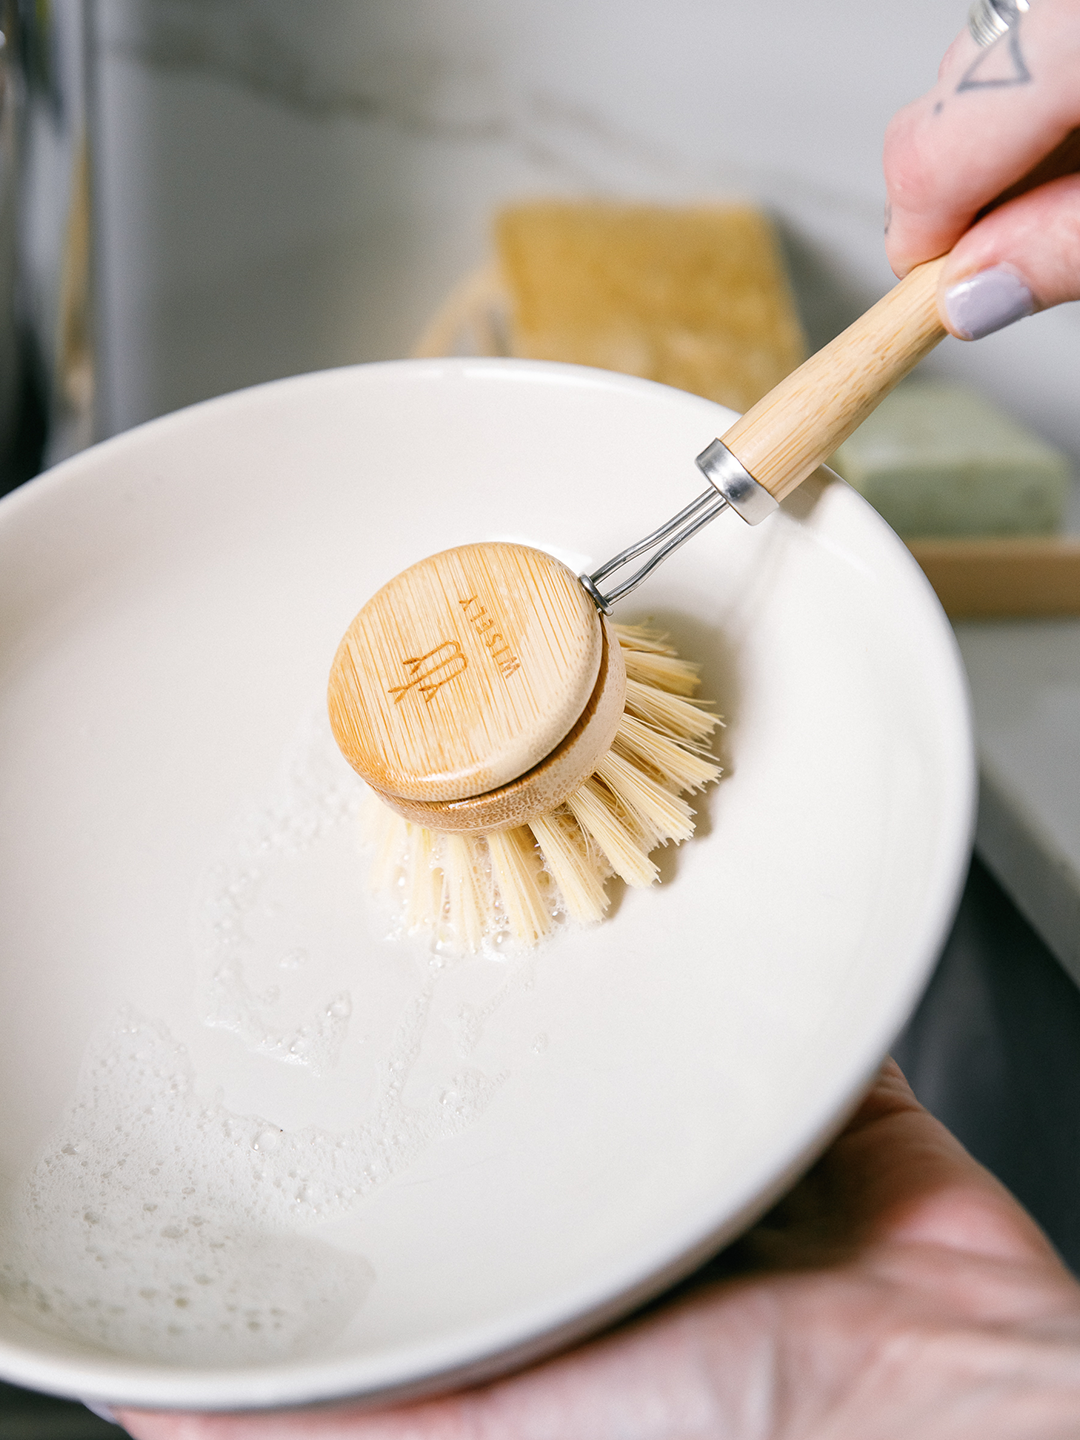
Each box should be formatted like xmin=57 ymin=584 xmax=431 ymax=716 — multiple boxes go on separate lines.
xmin=958 ymin=17 xmax=1032 ymax=91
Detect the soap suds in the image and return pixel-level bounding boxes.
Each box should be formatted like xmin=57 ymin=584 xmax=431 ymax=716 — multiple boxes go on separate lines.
xmin=0 ymin=996 xmax=501 ymax=1366
xmin=0 ymin=709 xmax=518 ymax=1366
xmin=450 ymin=958 xmax=537 ymax=1058
xmin=195 ymin=708 xmax=366 ymax=1076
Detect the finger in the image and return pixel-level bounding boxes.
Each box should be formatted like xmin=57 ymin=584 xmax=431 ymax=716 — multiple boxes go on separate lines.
xmin=117 ymin=1288 xmax=760 ymax=1440
xmin=746 ymin=1061 xmax=1062 ymax=1271
xmin=884 ymin=2 xmax=1080 ymax=272
xmin=116 ymin=1397 xmax=472 ymax=1440
xmin=812 ymin=1061 xmax=1061 ymax=1265
xmin=938 ymin=174 xmax=1080 ymax=336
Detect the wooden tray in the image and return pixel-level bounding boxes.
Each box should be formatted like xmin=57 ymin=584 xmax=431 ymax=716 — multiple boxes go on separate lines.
xmin=907 ymin=538 xmax=1080 ymax=619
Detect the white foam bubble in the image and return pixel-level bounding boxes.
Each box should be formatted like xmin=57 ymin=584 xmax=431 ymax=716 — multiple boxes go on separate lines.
xmin=0 ymin=709 xmax=517 ymax=1366
xmin=194 ymin=709 xmax=365 ymax=1077
xmin=0 ymin=998 xmax=502 ymax=1366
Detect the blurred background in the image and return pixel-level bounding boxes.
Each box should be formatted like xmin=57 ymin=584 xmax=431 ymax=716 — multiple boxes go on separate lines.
xmin=3 ymin=2 xmax=1080 ymax=1433
xmin=2 ymin=0 xmax=1078 ymax=474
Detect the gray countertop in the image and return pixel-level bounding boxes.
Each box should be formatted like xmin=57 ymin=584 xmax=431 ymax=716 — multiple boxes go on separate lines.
xmin=956 ymin=619 xmax=1080 ymax=987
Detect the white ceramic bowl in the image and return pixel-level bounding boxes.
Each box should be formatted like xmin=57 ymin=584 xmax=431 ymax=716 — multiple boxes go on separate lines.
xmin=0 ymin=359 xmax=973 ymax=1412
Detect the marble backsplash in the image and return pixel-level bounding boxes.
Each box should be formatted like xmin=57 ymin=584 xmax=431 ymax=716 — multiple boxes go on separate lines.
xmin=90 ymin=0 xmax=1080 ymax=469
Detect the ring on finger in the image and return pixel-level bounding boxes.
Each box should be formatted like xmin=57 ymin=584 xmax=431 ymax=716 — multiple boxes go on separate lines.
xmin=968 ymin=0 xmax=1031 ymax=47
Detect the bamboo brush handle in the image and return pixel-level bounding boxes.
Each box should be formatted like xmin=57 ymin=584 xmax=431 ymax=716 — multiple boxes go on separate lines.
xmin=720 ymin=256 xmax=948 ymax=503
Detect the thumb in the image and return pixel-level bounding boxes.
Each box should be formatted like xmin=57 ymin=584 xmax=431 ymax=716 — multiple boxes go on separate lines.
xmin=938 ymin=173 xmax=1080 ymax=338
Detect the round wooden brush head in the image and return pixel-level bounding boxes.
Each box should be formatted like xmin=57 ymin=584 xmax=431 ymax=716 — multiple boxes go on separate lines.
xmin=328 ymin=542 xmax=627 ymax=833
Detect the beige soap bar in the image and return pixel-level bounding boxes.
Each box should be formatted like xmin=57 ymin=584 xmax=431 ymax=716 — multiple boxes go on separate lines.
xmin=494 ymin=201 xmax=806 ymax=412
xmin=831 ymin=381 xmax=1071 ymax=538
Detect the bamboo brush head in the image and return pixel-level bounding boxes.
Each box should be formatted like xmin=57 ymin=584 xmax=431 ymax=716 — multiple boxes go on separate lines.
xmin=328 ymin=542 xmax=627 ymax=833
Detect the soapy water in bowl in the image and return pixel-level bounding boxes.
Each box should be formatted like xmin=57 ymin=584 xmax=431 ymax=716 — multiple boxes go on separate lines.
xmin=0 ymin=1004 xmax=500 ymax=1366
xmin=198 ymin=707 xmax=366 ymax=1077
xmin=0 ymin=711 xmax=530 ymax=1367
xmin=0 ymin=1014 xmax=377 ymax=1366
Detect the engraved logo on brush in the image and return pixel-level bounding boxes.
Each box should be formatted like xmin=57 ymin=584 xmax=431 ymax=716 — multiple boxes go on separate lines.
xmin=459 ymin=595 xmax=520 ymax=678
xmin=388 ymin=641 xmax=468 ymax=704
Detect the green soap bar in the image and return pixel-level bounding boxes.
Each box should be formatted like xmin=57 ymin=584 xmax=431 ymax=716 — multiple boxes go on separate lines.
xmin=831 ymin=381 xmax=1071 ymax=538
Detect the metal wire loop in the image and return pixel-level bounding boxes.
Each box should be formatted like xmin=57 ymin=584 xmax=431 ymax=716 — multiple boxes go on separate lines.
xmin=580 ymin=487 xmax=729 ymax=613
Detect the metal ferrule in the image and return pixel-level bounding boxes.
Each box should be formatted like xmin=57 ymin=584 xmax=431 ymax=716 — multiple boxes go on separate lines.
xmin=694 ymin=438 xmax=778 ymax=526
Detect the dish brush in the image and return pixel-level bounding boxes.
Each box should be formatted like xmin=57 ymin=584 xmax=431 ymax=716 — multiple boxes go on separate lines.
xmin=328 ymin=256 xmax=949 ymax=950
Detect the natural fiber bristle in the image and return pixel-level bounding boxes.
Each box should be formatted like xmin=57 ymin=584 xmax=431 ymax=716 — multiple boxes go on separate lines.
xmin=529 ymin=809 xmax=611 ymax=925
xmin=621 ymin=648 xmax=703 ymax=696
xmin=567 ymin=775 xmax=659 ymax=888
xmin=612 ymin=712 xmax=721 ymax=793
xmin=405 ymin=823 xmax=443 ymax=933
xmin=360 ymin=627 xmax=722 ymax=952
xmin=488 ymin=828 xmax=552 ymax=945
xmin=443 ymin=834 xmax=489 ymax=954
xmin=609 ymin=622 xmax=680 ymax=655
xmin=624 ymin=677 xmax=717 ymax=745
xmin=595 ymin=750 xmax=695 ymax=849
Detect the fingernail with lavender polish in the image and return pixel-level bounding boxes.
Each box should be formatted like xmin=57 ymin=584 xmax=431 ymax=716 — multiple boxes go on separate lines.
xmin=944 ymin=265 xmax=1035 ymax=340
